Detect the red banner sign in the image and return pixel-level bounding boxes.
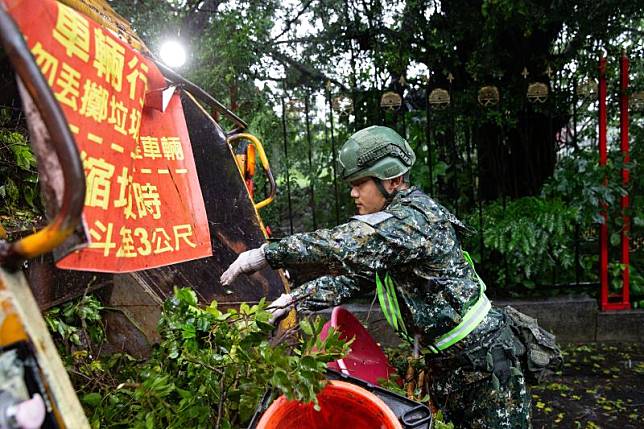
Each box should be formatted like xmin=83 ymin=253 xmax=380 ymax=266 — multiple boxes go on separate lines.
xmin=6 ymin=0 xmax=212 ymax=272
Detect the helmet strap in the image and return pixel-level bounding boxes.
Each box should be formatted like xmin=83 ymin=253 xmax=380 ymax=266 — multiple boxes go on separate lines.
xmin=374 ymin=178 xmax=396 ymax=204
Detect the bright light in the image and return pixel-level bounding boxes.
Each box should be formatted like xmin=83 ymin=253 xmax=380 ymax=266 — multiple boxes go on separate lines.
xmin=159 ymin=40 xmax=186 ymax=68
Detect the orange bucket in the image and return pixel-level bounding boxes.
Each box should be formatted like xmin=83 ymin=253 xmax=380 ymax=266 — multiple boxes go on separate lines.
xmin=256 ymin=380 xmax=402 ymax=429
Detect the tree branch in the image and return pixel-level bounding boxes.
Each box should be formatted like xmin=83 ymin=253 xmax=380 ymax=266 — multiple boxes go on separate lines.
xmin=270 ymin=0 xmax=316 ymax=43
xmin=181 ymin=0 xmax=222 ymax=40
xmin=267 ymin=49 xmax=348 ymax=91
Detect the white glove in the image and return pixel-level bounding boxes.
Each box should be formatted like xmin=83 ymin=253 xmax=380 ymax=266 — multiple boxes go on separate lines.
xmin=266 ymin=293 xmax=294 ymax=324
xmin=220 ymin=244 xmax=269 ymax=286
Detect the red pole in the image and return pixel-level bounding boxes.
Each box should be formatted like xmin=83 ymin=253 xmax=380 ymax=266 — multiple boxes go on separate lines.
xmin=598 ymin=54 xmax=609 ymax=311
xmin=619 ymin=50 xmax=631 ymax=309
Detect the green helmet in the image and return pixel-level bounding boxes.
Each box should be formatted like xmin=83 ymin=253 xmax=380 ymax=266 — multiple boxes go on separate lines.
xmin=339 ymin=126 xmax=416 ymax=182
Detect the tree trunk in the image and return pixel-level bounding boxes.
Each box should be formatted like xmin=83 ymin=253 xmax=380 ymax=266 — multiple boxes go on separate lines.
xmin=478 ymin=111 xmax=557 ymax=201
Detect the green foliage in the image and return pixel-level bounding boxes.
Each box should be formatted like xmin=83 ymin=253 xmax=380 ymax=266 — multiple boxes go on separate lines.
xmin=542 ymin=148 xmax=627 ymax=226
xmin=8 ymin=132 xmax=35 ymax=171
xmin=609 ymin=263 xmax=644 ymax=296
xmin=0 ymin=107 xmax=40 ymax=220
xmin=433 ymin=411 xmax=456 ymax=429
xmin=463 ymin=133 xmax=641 ymax=296
xmin=48 ymin=289 xmax=349 ymax=429
xmin=464 ymin=197 xmax=580 ymax=289
xmin=45 ymin=294 xmax=105 ymax=352
xmin=541 ymin=142 xmax=643 ymax=297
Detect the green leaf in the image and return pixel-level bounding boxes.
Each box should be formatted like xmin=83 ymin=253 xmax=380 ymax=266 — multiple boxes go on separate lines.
xmin=10 ymin=140 xmax=36 ymax=170
xmin=81 ymin=392 xmax=102 ymax=408
xmin=299 ymin=319 xmax=314 ymax=336
xmin=145 ymin=413 xmax=154 ymax=429
xmin=174 ymin=287 xmax=198 ymax=306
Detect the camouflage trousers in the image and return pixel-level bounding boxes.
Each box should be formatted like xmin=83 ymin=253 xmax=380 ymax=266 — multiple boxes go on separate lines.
xmin=426 ymin=312 xmax=532 ymax=428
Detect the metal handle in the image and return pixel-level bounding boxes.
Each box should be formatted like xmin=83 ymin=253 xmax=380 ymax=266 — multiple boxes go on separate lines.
xmin=152 ymin=58 xmax=248 ymax=131
xmin=228 ymin=133 xmax=276 ymax=210
xmin=401 ymin=404 xmax=432 ymax=428
xmin=0 ymin=6 xmax=85 ymax=269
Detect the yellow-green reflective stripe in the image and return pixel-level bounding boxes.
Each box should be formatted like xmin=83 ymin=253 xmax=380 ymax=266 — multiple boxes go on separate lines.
xmin=377 ymin=256 xmax=490 ymax=351
xmin=376 ymin=273 xmax=397 ymax=330
xmin=434 ymin=293 xmax=491 ymax=350
xmin=376 ymin=273 xmax=408 ymax=336
xmin=430 ymin=252 xmax=490 ymax=352
xmin=463 ymin=250 xmax=487 ymax=292
xmin=462 ymin=250 xmax=475 ymax=267
xmin=385 ymin=274 xmax=407 ymax=334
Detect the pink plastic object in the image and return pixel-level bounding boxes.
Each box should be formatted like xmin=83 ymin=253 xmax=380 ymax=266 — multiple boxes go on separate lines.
xmin=319 ymin=306 xmax=398 ymax=385
xmin=13 ymin=394 xmax=46 ymax=429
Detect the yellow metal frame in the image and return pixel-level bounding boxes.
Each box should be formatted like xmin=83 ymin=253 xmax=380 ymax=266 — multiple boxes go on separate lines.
xmin=12 ymin=222 xmax=76 ymax=260
xmin=0 ymin=268 xmax=90 ymax=428
xmin=228 ymin=133 xmax=275 ymax=209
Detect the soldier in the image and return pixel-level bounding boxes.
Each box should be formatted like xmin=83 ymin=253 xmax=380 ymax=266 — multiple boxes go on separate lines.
xmin=221 ymin=126 xmax=560 ymax=428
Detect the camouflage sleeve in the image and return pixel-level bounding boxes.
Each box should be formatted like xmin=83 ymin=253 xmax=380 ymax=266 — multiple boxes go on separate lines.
xmin=263 ymin=220 xmax=382 ymax=272
xmin=289 ymin=275 xmax=365 ymax=312
xmin=263 ymin=220 xmax=383 ymax=310
xmin=264 ymin=212 xmax=455 ymax=273
xmin=264 ymin=211 xmax=460 ymax=310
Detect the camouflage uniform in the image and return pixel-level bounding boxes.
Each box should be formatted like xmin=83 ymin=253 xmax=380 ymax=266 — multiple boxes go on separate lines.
xmin=264 ymin=186 xmax=532 ymax=428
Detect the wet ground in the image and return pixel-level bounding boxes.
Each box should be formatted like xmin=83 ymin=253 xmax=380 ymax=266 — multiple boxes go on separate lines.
xmin=531 ymin=342 xmax=643 ymax=429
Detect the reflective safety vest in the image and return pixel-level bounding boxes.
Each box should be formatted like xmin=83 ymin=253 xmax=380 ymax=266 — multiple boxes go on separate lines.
xmin=375 ymin=251 xmax=491 ymax=354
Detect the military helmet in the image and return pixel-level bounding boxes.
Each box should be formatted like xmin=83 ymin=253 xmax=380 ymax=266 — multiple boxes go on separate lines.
xmin=339 ymin=126 xmax=416 ymax=182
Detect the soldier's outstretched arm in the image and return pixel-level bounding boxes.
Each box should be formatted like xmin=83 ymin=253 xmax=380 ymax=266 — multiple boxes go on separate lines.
xmin=263 ymin=220 xmax=399 ymax=272
xmin=262 ymin=274 xmax=368 ymax=323
xmin=263 ymin=214 xmax=438 ymax=273
xmin=262 ymin=221 xmax=370 ymax=268
xmin=221 ymin=214 xmax=424 ymax=288
xmin=220 ymin=221 xmax=368 ymax=286
xmin=289 ymin=274 xmax=367 ymax=312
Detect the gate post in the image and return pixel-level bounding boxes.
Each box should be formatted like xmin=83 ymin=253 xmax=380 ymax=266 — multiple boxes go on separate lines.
xmin=598 ymin=54 xmax=609 ymax=310
xmin=618 ymin=50 xmax=631 ymax=310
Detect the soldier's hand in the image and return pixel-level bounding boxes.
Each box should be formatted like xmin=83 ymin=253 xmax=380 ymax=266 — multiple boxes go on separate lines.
xmin=266 ymin=292 xmax=294 ymax=324
xmin=220 ymin=244 xmax=268 ymax=286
